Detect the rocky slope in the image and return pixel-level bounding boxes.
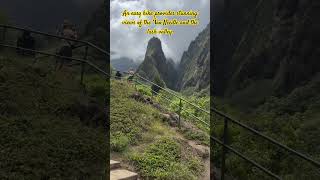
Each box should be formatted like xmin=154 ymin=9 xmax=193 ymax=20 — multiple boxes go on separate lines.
xmin=213 ymin=0 xmax=320 ymax=102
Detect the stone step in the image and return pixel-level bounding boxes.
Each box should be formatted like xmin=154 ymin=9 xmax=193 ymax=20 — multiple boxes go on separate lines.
xmin=110 ymin=160 xmax=121 ymax=170
xmin=110 ymin=169 xmax=138 ymax=180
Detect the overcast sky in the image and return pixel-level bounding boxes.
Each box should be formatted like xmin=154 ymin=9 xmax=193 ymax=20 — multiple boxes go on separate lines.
xmin=111 ymin=0 xmax=210 ymax=62
xmin=0 ymin=0 xmax=102 ymax=32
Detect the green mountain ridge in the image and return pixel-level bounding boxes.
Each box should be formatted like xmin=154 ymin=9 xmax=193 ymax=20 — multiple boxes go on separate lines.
xmin=137 ymin=25 xmax=210 ymax=94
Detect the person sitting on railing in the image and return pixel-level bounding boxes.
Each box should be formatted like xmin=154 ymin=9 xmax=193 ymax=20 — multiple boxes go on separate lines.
xmin=16 ymin=30 xmax=35 ymax=57
xmin=115 ymin=71 xmax=122 ymax=80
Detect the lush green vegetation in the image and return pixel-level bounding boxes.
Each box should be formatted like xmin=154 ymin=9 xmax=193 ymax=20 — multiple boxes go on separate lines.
xmin=83 ymin=73 xmax=108 ymax=103
xmin=212 ymin=75 xmax=320 ymax=179
xmin=151 ymin=74 xmax=165 ymax=94
xmin=0 ymin=53 xmax=107 ymax=179
xmin=133 ymin=80 xmax=210 ymax=146
xmin=110 ymin=79 xmax=205 ymax=179
xmin=130 ymin=137 xmax=203 ymax=180
xmin=135 ymin=82 xmax=210 ymax=132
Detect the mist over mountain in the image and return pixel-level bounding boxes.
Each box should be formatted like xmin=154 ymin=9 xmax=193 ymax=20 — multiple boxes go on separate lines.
xmin=111 ymin=57 xmax=139 ymax=72
xmin=0 ymin=0 xmax=103 ymax=32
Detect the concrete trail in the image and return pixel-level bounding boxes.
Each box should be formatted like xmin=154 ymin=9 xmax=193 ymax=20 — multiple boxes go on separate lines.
xmin=110 ymin=160 xmax=138 ymax=180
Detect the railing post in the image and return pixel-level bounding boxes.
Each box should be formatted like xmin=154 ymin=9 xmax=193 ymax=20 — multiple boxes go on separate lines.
xmin=178 ymin=99 xmax=182 ymax=129
xmin=221 ymin=117 xmax=229 ymax=180
xmin=134 ymin=79 xmax=137 ymax=90
xmin=2 ymin=27 xmax=6 ymax=43
xmin=81 ymin=45 xmax=88 ymax=85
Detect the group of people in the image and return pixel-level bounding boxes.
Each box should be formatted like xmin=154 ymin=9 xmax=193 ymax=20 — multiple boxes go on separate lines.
xmin=115 ymin=69 xmax=135 ymax=82
xmin=16 ymin=19 xmax=78 ymax=64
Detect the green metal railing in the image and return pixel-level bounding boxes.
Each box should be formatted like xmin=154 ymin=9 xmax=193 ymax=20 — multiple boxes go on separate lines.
xmin=111 ymin=71 xmax=210 ymax=130
xmin=0 ymin=24 xmax=110 ymax=84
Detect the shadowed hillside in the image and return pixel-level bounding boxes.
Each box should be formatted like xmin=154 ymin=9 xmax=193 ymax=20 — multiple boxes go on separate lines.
xmin=0 ymin=53 xmax=107 ymax=179
xmin=0 ymin=3 xmax=109 ymax=178
xmin=212 ymin=0 xmax=320 ymax=179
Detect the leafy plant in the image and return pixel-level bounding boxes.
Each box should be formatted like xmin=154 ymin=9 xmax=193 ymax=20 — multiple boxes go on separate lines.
xmin=151 ymin=75 xmax=165 ymax=95
xmin=129 ymin=137 xmax=201 ymax=180
xmin=110 ymin=132 xmax=129 ymax=152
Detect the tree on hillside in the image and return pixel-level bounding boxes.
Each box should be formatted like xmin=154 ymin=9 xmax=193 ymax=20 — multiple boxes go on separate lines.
xmin=151 ymin=75 xmax=165 ymax=95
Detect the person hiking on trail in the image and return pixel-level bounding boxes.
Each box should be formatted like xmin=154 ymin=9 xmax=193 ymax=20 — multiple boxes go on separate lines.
xmin=56 ymin=19 xmax=78 ymax=47
xmin=127 ymin=68 xmax=135 ymax=83
xmin=57 ymin=19 xmax=78 ymax=40
xmin=16 ymin=30 xmax=35 ymax=57
xmin=55 ymin=19 xmax=78 ymax=70
xmin=115 ymin=71 xmax=122 ymax=80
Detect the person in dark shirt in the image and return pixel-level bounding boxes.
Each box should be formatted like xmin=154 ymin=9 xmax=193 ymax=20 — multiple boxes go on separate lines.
xmin=55 ymin=19 xmax=79 ymax=70
xmin=115 ymin=71 xmax=122 ymax=80
xmin=16 ymin=30 xmax=35 ymax=56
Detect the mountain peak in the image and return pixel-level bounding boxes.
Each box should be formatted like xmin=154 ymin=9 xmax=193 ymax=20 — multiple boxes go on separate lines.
xmin=146 ymin=37 xmax=164 ymax=57
xmin=137 ymin=37 xmax=177 ymax=89
xmin=148 ymin=37 xmax=161 ymax=45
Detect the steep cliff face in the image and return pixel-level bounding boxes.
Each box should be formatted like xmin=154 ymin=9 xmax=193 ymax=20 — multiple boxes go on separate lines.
xmin=212 ymin=0 xmax=258 ymax=96
xmin=213 ymin=0 xmax=320 ymax=105
xmin=177 ymin=24 xmax=210 ymax=94
xmin=137 ymin=37 xmax=177 ymax=89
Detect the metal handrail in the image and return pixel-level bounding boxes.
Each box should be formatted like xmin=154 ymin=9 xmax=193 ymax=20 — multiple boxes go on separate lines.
xmin=0 ymin=24 xmax=110 ymax=56
xmin=134 ymin=73 xmax=210 ymax=114
xmin=0 ymin=23 xmax=110 ymax=83
xmin=0 ymin=43 xmax=110 ymax=77
xmin=211 ymin=107 xmax=320 ymax=168
xmin=133 ymin=78 xmax=209 ymax=127
xmin=0 ymin=24 xmax=87 ymax=44
xmin=211 ymin=136 xmax=281 ymax=180
xmin=117 ymin=70 xmax=320 ymax=179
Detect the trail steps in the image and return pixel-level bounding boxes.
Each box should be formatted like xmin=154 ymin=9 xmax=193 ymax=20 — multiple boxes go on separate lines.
xmin=110 ymin=160 xmax=138 ymax=180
